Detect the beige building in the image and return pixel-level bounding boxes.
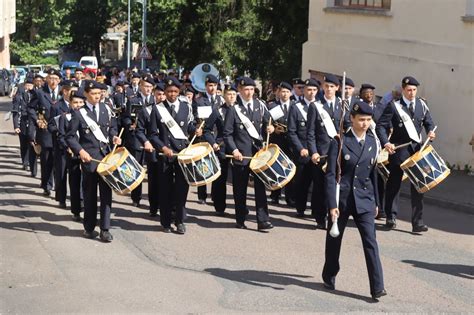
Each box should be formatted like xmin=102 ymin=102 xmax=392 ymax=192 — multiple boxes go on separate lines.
xmin=100 ymin=23 xmax=139 ymax=64
xmin=302 ymin=0 xmax=474 ymax=168
xmin=0 ymin=0 xmax=16 ymax=68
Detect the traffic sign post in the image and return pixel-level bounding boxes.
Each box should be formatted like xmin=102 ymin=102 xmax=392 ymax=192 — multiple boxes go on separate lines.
xmin=137 ymin=45 xmax=152 ymax=60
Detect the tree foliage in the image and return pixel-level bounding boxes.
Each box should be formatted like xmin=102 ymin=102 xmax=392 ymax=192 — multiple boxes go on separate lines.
xmin=11 ymin=0 xmax=309 ymax=80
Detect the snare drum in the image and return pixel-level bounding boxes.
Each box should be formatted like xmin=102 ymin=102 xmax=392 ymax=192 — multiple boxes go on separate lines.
xmin=377 ymin=148 xmax=389 ymax=165
xmin=400 ymin=145 xmax=450 ymax=193
xmin=97 ymin=147 xmax=146 ymax=195
xmin=178 ymin=143 xmax=221 ymax=187
xmin=249 ymin=144 xmax=296 ymax=191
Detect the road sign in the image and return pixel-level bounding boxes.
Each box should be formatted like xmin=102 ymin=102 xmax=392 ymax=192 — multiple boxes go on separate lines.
xmin=137 ymin=45 xmax=152 ymax=60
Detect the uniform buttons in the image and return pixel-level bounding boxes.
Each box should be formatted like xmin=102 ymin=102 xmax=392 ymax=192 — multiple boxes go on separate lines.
xmin=356 ymin=165 xmax=359 ymax=168
xmin=364 ymin=187 xmax=367 ymax=190
xmin=353 ymin=186 xmax=357 ymax=190
xmin=354 ymin=175 xmax=358 ymax=179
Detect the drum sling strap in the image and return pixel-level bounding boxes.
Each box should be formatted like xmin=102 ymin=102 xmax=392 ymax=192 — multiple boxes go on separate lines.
xmin=156 ymin=102 xmax=188 ymax=140
xmin=79 ymin=107 xmax=109 ymax=144
xmin=394 ymin=101 xmax=421 ymax=143
xmin=315 ymin=101 xmax=337 ymax=138
xmin=235 ymin=104 xmax=262 ymax=140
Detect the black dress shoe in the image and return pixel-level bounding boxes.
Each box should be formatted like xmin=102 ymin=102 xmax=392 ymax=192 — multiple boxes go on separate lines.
xmin=257 ymin=221 xmax=273 ymax=231
xmin=316 ymin=221 xmax=327 ymax=230
xmin=72 ymin=214 xmax=82 ymax=222
xmin=286 ymin=199 xmax=296 ymax=207
xmin=235 ymin=223 xmax=248 ymax=229
xmin=322 ymin=276 xmax=335 ymax=290
xmin=43 ymin=190 xmax=51 ymax=196
xmin=375 ymin=212 xmax=387 ymax=219
xmin=132 ymin=201 xmax=140 ymax=207
xmin=149 ymin=211 xmax=158 ymax=217
xmin=215 ymin=211 xmax=225 ymax=217
xmin=385 ymin=218 xmax=397 ymax=229
xmin=198 ymin=199 xmax=206 ymax=205
xmin=59 ymin=202 xmax=67 ymax=209
xmin=176 ymin=223 xmax=186 ymax=234
xmin=269 ymin=198 xmax=279 ymax=205
xmin=371 ymin=289 xmax=387 ymax=300
xmin=162 ymin=226 xmax=173 ymax=233
xmin=412 ymin=224 xmax=428 ymax=232
xmin=99 ymin=230 xmax=113 ymax=242
xmin=83 ymin=230 xmax=96 ymax=239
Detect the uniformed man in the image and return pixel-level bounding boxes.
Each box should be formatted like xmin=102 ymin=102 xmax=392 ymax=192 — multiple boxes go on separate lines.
xmin=290 ymin=78 xmax=305 ymax=102
xmin=58 ymin=90 xmax=85 ymax=221
xmin=193 ymin=74 xmax=222 ymax=204
xmin=223 ymin=77 xmax=275 ymax=231
xmin=267 ymin=81 xmax=295 ymax=206
xmin=307 ymin=74 xmax=350 ymax=229
xmin=128 ymin=72 xmax=141 ymax=97
xmin=149 ymin=77 xmax=199 ymax=234
xmin=49 ymin=80 xmax=78 ymax=208
xmin=344 ymin=77 xmax=357 ymax=108
xmin=136 ymin=82 xmax=165 ymax=217
xmin=376 ymin=76 xmax=435 ymax=232
xmin=28 ymin=68 xmax=62 ymax=196
xmin=203 ymin=84 xmax=237 ymax=216
xmin=73 ymin=67 xmax=85 ymax=91
xmin=12 ymin=77 xmax=35 ymax=172
xmin=122 ymin=75 xmax=155 ymax=207
xmin=287 ymin=78 xmax=319 ymax=217
xmin=359 ymin=83 xmax=389 ymax=219
xmin=323 ymin=100 xmax=386 ymax=301
xmin=66 ymin=80 xmax=121 ymax=242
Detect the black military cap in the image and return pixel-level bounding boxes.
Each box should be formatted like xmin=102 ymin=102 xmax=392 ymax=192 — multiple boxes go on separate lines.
xmin=164 ymin=76 xmax=182 ymax=88
xmin=75 ymin=66 xmax=84 ymax=73
xmin=25 ymin=77 xmax=34 ymax=84
xmin=324 ymin=74 xmax=340 ymax=86
xmin=351 ymin=100 xmax=374 ymax=116
xmin=345 ymin=77 xmax=355 ymax=87
xmin=70 ymin=90 xmax=86 ymax=100
xmin=205 ymin=74 xmax=219 ymax=84
xmin=99 ymin=83 xmax=108 ymax=90
xmin=239 ymin=77 xmax=256 ymax=87
xmin=60 ymin=80 xmax=77 ymax=88
xmin=115 ymin=80 xmax=125 ymax=87
xmin=154 ymin=82 xmax=165 ymax=91
xmin=224 ymin=84 xmax=238 ymax=93
xmin=292 ymin=78 xmax=305 ymax=85
xmin=46 ymin=68 xmax=62 ymax=78
xmin=184 ymin=78 xmax=192 ymax=84
xmin=279 ymin=81 xmax=292 ymax=91
xmin=84 ymin=80 xmax=102 ymax=92
xmin=185 ymin=86 xmax=196 ymax=94
xmin=131 ymin=72 xmax=141 ymax=79
xmin=141 ymin=75 xmax=155 ymax=86
xmin=305 ymin=78 xmax=320 ymax=88
xmin=402 ymin=76 xmax=420 ymax=86
xmin=34 ymin=74 xmax=44 ymax=80
xmin=360 ymin=83 xmax=376 ymax=92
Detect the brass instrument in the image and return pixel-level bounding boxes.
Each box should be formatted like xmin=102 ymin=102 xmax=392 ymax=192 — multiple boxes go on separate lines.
xmin=37 ymin=110 xmax=48 ymax=129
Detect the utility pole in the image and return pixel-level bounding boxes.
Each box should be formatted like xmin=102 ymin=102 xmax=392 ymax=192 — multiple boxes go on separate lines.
xmin=127 ymin=0 xmax=131 ymax=69
xmin=141 ymin=0 xmax=147 ymax=70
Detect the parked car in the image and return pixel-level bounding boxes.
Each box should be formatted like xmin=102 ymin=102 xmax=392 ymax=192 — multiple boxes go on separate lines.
xmin=79 ymin=56 xmax=98 ymax=69
xmin=27 ymin=64 xmax=46 ymax=77
xmin=11 ymin=67 xmax=27 ymax=84
xmin=60 ymin=61 xmax=82 ymax=77
xmin=0 ymin=69 xmax=12 ymax=96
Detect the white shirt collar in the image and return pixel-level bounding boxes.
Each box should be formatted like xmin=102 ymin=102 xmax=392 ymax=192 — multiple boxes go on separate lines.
xmin=351 ymin=128 xmax=366 ymax=143
xmin=324 ymin=96 xmax=336 ymax=104
xmin=402 ymin=96 xmax=415 ymax=106
xmin=303 ymin=97 xmax=315 ymax=105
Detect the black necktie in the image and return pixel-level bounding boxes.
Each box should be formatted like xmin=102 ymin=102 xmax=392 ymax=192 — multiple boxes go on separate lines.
xmin=283 ymin=103 xmax=288 ymax=115
xmin=211 ymin=95 xmax=216 ymax=105
xmin=409 ymin=102 xmax=415 ymax=117
xmin=92 ymin=105 xmax=97 ymax=121
xmin=359 ymin=139 xmax=365 ymax=147
xmin=170 ymin=104 xmax=176 ymax=118
xmin=51 ymin=90 xmax=56 ymax=102
xmin=247 ymin=103 xmax=252 ymax=119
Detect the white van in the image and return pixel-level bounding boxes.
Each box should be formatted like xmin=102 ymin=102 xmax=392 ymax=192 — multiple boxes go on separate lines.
xmin=79 ymin=56 xmax=98 ymax=69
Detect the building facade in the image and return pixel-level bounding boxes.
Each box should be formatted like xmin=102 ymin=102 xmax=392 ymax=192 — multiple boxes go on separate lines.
xmin=0 ymin=0 xmax=16 ymax=68
xmin=302 ymin=0 xmax=473 ymax=168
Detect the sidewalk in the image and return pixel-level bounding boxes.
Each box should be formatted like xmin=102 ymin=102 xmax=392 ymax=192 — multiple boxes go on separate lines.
xmin=400 ymin=170 xmax=474 ymax=214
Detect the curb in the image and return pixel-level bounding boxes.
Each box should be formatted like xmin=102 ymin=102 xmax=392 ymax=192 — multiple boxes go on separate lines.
xmin=400 ymin=191 xmax=474 ymax=215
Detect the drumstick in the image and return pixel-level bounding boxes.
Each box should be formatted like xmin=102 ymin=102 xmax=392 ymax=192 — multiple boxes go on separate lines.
xmin=225 ymin=154 xmax=253 ymax=160
xmin=90 ymin=158 xmax=110 ymax=166
xmin=265 ymin=117 xmax=272 ymax=151
xmin=111 ymin=127 xmax=124 ymax=155
xmin=158 ymin=152 xmax=193 ymax=157
xmin=188 ymin=121 xmax=205 ymax=149
xmin=420 ymin=126 xmax=437 ymax=152
xmin=394 ymin=142 xmax=412 ymax=150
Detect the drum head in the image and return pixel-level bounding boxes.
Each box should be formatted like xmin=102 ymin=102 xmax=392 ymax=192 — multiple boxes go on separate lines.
xmin=97 ymin=147 xmax=127 ymax=173
xmin=179 ymin=143 xmax=211 ymax=163
xmin=250 ymin=145 xmax=277 ymax=170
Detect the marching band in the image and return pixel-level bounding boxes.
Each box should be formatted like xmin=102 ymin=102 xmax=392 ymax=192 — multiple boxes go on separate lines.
xmin=10 ymin=64 xmax=450 ymax=300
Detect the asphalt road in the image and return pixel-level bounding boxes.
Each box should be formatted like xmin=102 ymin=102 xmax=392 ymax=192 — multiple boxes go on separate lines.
xmin=0 ymin=96 xmax=472 ymax=313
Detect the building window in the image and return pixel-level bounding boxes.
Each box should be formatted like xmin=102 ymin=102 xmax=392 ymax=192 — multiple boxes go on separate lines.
xmin=334 ymin=0 xmax=390 ymax=10
xmin=463 ymin=0 xmax=474 ymax=22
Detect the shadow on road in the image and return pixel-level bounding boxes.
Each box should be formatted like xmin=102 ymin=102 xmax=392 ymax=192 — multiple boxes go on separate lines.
xmin=402 ymin=260 xmax=474 ymax=280
xmin=204 ymin=267 xmax=375 ymax=303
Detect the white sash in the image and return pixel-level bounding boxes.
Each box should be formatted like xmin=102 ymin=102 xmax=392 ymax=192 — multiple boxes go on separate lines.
xmin=315 ymin=102 xmax=337 ymax=138
xmin=79 ymin=108 xmax=109 ymax=143
xmin=235 ymin=105 xmax=261 ymax=140
xmin=295 ymin=102 xmax=307 ymax=121
xmin=53 ymin=114 xmax=61 ymax=127
xmin=394 ymin=101 xmax=421 ymax=143
xmin=156 ymin=102 xmax=187 ymax=140
xmin=197 ymin=105 xmax=213 ymax=119
xmin=269 ymin=105 xmax=284 ymax=121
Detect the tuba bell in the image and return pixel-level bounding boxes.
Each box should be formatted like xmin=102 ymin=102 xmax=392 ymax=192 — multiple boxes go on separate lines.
xmin=190 ymin=63 xmax=219 ymax=93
